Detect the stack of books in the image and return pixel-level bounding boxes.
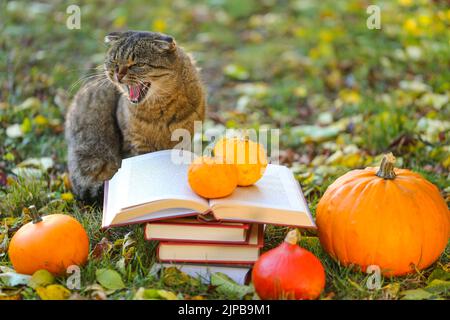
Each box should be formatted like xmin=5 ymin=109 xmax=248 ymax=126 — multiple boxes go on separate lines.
xmin=102 ymin=150 xmax=315 ymax=284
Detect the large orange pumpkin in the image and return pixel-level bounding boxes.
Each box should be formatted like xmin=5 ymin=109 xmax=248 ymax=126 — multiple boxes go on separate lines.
xmin=188 ymin=156 xmax=238 ymax=199
xmin=8 ymin=206 xmax=89 ymax=275
xmin=316 ymin=153 xmax=450 ymax=276
xmin=213 ymin=137 xmax=267 ymax=186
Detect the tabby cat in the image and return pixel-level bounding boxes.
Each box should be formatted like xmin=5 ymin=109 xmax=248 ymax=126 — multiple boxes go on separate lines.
xmin=65 ymin=31 xmax=206 ymax=200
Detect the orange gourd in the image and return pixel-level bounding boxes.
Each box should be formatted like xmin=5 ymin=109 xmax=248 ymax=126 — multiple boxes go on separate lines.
xmin=8 ymin=206 xmax=89 ymax=275
xmin=188 ymin=156 xmax=238 ymax=199
xmin=316 ymin=153 xmax=450 ymax=276
xmin=252 ymin=230 xmax=326 ymax=300
xmin=214 ymin=137 xmax=267 ymax=186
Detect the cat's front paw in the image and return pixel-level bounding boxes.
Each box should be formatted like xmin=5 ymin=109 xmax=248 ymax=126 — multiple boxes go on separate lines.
xmin=75 ymin=155 xmax=121 ymax=183
xmin=94 ymin=161 xmax=121 ymax=181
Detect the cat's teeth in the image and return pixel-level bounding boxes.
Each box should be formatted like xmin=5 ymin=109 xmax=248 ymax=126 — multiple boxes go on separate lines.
xmin=128 ymin=85 xmax=141 ymax=101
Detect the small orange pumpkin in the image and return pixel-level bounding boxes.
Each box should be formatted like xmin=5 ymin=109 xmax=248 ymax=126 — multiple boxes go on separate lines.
xmin=8 ymin=206 xmax=89 ymax=275
xmin=188 ymin=156 xmax=238 ymax=199
xmin=252 ymin=230 xmax=326 ymax=300
xmin=213 ymin=137 xmax=267 ymax=186
xmin=316 ymin=153 xmax=450 ymax=276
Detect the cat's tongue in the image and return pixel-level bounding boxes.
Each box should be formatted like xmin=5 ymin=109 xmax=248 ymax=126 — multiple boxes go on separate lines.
xmin=129 ymin=85 xmax=141 ymax=101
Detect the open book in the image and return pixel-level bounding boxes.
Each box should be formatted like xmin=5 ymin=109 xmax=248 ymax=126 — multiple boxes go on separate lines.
xmin=102 ymin=150 xmax=315 ymax=229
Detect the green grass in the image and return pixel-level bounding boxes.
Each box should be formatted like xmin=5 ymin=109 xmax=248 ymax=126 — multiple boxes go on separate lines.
xmin=1 ymin=0 xmax=449 ymax=300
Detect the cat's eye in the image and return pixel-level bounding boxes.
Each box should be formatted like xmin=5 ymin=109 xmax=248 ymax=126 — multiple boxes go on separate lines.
xmin=132 ymin=63 xmax=146 ymax=68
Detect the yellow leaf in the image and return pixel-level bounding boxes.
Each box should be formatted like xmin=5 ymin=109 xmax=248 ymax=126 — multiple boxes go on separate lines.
xmin=293 ymin=86 xmax=308 ymax=98
xmin=418 ymin=14 xmax=431 ymax=27
xmin=113 ymin=16 xmax=127 ymax=28
xmin=36 ymin=285 xmax=71 ymax=300
xmin=319 ymin=30 xmax=334 ymax=43
xmin=157 ymin=290 xmax=178 ymax=300
xmin=398 ymin=0 xmax=413 ymax=6
xmin=0 ymin=293 xmax=22 ymax=300
xmin=61 ymin=192 xmax=74 ymax=201
xmin=33 ymin=115 xmax=48 ymax=126
xmin=341 ymin=153 xmax=362 ymax=168
xmin=403 ymin=18 xmax=421 ymax=36
xmin=62 ymin=172 xmax=72 ymax=190
xmin=293 ymin=27 xmax=306 ymax=38
xmin=29 ymin=270 xmax=55 ymax=289
xmin=20 ymin=118 xmax=32 ymax=134
xmin=339 ymin=89 xmax=361 ymax=104
xmin=442 ymin=155 xmax=450 ymax=169
xmin=152 ymin=19 xmax=167 ymax=33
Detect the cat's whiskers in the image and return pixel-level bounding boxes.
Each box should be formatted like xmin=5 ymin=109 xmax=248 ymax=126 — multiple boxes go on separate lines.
xmin=73 ymin=76 xmax=110 ymax=96
xmin=69 ymin=72 xmax=107 ymax=94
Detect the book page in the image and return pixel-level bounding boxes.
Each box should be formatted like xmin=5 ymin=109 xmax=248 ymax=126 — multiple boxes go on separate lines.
xmin=102 ymin=166 xmax=126 ymax=227
xmin=117 ymin=150 xmax=209 ymax=210
xmin=210 ymin=164 xmax=309 ymax=214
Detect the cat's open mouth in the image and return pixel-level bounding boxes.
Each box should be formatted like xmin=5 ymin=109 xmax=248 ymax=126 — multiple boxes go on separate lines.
xmin=127 ymin=83 xmax=151 ymax=104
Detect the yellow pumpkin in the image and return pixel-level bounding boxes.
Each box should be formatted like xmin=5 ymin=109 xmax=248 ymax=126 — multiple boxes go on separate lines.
xmin=213 ymin=137 xmax=267 ymax=186
xmin=316 ymin=153 xmax=450 ymax=276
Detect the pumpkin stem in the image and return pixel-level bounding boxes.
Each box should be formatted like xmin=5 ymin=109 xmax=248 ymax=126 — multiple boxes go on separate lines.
xmin=284 ymin=229 xmax=301 ymax=245
xmin=27 ymin=205 xmax=42 ymax=224
xmin=376 ymin=152 xmax=396 ymax=180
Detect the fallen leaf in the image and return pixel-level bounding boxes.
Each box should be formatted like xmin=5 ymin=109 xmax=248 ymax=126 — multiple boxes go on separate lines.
xmin=291 ymin=124 xmax=342 ymax=143
xmin=0 ymin=272 xmax=31 ymax=287
xmin=425 ymin=280 xmax=450 ymax=294
xmin=60 ymin=192 xmax=74 ymax=201
xmin=95 ymin=268 xmax=125 ymax=291
xmin=223 ymin=64 xmax=249 ymax=80
xmin=400 ymin=288 xmax=434 ymax=300
xmin=210 ymin=272 xmax=253 ymax=298
xmin=28 ymin=269 xmax=55 ymax=289
xmin=6 ymin=124 xmax=23 ymax=138
xmin=0 ymin=294 xmax=22 ymax=300
xmin=85 ymin=283 xmax=109 ymax=300
xmin=33 ymin=115 xmax=49 ymax=126
xmin=91 ymin=237 xmax=113 ymax=260
xmin=15 ymin=97 xmax=41 ymax=111
xmin=134 ymin=287 xmax=178 ymax=300
xmin=162 ymin=266 xmax=200 ymax=287
xmin=382 ymin=283 xmax=401 ymax=299
xmin=11 ymin=167 xmax=43 ymax=179
xmin=18 ymin=157 xmax=54 ymax=171
xmin=36 ymin=284 xmax=71 ymax=300
xmin=427 ymin=268 xmax=450 ymax=283
xmin=20 ymin=118 xmax=32 ymax=134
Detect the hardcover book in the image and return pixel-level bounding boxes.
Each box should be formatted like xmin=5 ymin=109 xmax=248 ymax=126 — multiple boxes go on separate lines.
xmin=145 ymin=218 xmax=250 ymax=244
xmin=102 ymin=150 xmax=315 ymax=229
xmin=157 ymin=224 xmax=264 ymax=264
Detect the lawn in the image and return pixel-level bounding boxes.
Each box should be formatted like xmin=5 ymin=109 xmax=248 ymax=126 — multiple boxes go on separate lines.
xmin=0 ymin=0 xmax=449 ymax=300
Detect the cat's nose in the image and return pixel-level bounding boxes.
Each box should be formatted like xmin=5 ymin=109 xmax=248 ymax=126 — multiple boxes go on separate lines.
xmin=115 ymin=66 xmax=128 ymax=82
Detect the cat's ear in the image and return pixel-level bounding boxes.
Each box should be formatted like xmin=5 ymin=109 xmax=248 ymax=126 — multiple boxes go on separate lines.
xmin=104 ymin=32 xmax=123 ymax=45
xmin=154 ymin=36 xmax=176 ymax=53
